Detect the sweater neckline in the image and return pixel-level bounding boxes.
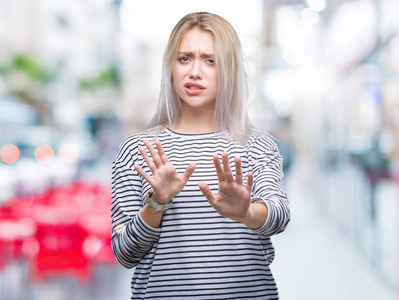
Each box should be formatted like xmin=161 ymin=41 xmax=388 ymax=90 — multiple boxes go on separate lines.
xmin=164 ymin=127 xmax=224 ymax=139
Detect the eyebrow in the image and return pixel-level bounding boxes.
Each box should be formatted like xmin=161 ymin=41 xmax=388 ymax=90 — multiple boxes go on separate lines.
xmin=177 ymin=51 xmax=215 ymax=58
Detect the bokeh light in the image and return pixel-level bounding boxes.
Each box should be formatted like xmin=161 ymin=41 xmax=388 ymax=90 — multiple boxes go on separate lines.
xmin=301 ymin=8 xmax=319 ymax=25
xmin=0 ymin=144 xmax=20 ymax=164
xmin=34 ymin=145 xmax=54 ymax=164
xmin=58 ymin=144 xmax=79 ymax=164
xmin=305 ymin=0 xmax=326 ymax=12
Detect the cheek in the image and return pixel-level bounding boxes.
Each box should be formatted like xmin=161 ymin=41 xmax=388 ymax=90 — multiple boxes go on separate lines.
xmin=171 ymin=71 xmax=184 ymax=97
xmin=210 ymin=72 xmax=218 ymax=90
xmin=171 ymin=70 xmax=180 ymax=87
xmin=172 ymin=77 xmax=180 ymax=94
xmin=171 ymin=68 xmax=177 ymax=82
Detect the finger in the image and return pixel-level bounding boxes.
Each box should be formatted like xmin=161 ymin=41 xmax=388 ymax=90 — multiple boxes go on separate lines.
xmin=139 ymin=146 xmax=156 ymax=174
xmin=245 ymin=172 xmax=254 ymax=193
xmin=222 ymin=152 xmax=234 ymax=183
xmin=134 ymin=164 xmax=152 ymax=183
xmin=155 ymin=140 xmax=169 ymax=164
xmin=235 ymin=156 xmax=243 ymax=186
xmin=182 ymin=163 xmax=196 ymax=183
xmin=143 ymin=139 xmax=162 ymax=168
xmin=213 ymin=154 xmax=226 ymax=182
xmin=198 ymin=182 xmax=216 ymax=204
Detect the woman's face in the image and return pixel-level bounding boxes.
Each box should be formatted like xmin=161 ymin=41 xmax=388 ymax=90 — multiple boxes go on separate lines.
xmin=172 ymin=28 xmax=218 ymax=113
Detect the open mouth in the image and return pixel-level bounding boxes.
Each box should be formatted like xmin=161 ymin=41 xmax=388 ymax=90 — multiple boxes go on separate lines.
xmin=185 ymin=83 xmax=205 ymax=90
xmin=184 ymin=82 xmax=205 ymax=95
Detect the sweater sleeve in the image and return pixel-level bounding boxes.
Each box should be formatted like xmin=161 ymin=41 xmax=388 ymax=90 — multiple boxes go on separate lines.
xmin=111 ymin=138 xmax=161 ymax=268
xmin=248 ymin=134 xmax=290 ymax=237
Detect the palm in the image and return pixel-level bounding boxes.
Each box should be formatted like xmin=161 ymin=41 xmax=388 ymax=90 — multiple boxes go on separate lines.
xmin=135 ymin=139 xmax=196 ymax=203
xmin=198 ymin=152 xmax=253 ymax=222
xmin=149 ymin=161 xmax=191 ymax=201
xmin=215 ymin=182 xmax=251 ymax=220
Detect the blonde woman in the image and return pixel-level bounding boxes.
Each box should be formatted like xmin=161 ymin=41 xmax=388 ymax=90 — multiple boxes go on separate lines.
xmin=111 ymin=12 xmax=290 ymax=299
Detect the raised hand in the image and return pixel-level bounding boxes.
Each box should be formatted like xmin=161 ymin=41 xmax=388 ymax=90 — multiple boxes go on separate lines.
xmin=135 ymin=139 xmax=196 ymax=204
xmin=198 ymin=152 xmax=254 ymax=222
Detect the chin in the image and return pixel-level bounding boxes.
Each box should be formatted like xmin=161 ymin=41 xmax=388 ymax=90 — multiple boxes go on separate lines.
xmin=181 ymin=98 xmax=215 ymax=108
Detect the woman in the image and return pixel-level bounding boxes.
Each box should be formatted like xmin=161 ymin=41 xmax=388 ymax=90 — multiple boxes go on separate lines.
xmin=111 ymin=12 xmax=290 ymax=299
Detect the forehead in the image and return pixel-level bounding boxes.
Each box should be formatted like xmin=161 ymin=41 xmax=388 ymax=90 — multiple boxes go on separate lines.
xmin=178 ymin=28 xmax=215 ymax=52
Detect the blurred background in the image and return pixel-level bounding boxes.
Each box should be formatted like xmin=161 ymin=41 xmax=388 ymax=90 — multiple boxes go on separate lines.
xmin=0 ymin=0 xmax=398 ymax=299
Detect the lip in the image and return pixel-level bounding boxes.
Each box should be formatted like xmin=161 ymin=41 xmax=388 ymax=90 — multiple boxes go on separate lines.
xmin=184 ymin=82 xmax=205 ymax=95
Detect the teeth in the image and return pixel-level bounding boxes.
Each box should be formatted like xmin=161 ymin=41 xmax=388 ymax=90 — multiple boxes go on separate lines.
xmin=190 ymin=86 xmax=200 ymax=90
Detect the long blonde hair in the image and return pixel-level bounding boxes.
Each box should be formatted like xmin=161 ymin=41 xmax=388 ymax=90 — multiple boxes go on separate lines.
xmin=149 ymin=12 xmax=252 ymax=142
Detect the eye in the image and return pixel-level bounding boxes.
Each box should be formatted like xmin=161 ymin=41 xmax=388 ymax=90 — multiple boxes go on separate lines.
xmin=178 ymin=56 xmax=190 ymax=63
xmin=206 ymin=58 xmax=216 ymax=65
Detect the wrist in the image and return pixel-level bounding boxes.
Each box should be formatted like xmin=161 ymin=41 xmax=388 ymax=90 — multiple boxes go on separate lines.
xmin=144 ymin=190 xmax=173 ymax=211
xmin=140 ymin=204 xmax=164 ymax=228
xmin=150 ymin=190 xmax=173 ymax=204
xmin=241 ymin=202 xmax=268 ymax=230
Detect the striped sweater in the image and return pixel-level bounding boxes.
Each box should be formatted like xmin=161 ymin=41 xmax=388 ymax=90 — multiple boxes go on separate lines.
xmin=111 ymin=127 xmax=290 ymax=299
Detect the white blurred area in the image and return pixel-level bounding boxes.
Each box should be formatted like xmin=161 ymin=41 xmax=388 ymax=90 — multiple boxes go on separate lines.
xmin=0 ymin=0 xmax=398 ymax=299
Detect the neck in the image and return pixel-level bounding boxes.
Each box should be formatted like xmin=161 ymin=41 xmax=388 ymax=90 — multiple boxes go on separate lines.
xmin=171 ymin=103 xmax=215 ymax=134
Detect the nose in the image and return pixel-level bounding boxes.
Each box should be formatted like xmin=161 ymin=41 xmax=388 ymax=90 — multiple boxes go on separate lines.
xmin=188 ymin=60 xmax=202 ymax=80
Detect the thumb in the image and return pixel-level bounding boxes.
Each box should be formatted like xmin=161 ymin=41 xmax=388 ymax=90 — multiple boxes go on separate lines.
xmin=182 ymin=163 xmax=196 ymax=182
xmin=198 ymin=182 xmax=216 ymax=204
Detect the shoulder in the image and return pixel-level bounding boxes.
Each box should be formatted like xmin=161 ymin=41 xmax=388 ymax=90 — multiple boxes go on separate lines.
xmin=115 ymin=127 xmax=160 ymax=162
xmin=246 ymin=129 xmax=279 ymax=153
